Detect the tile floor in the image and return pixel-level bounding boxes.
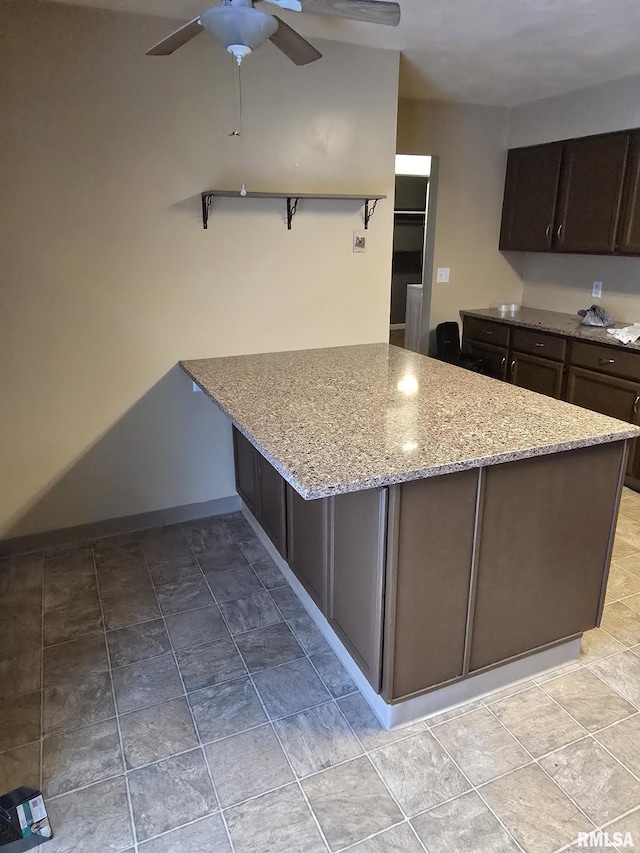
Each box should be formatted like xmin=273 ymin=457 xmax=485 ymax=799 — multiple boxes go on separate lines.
xmin=4 ymin=490 xmax=640 ymax=851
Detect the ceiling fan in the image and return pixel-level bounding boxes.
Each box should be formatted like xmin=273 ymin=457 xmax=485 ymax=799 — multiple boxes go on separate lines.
xmin=146 ymin=0 xmax=401 ymax=67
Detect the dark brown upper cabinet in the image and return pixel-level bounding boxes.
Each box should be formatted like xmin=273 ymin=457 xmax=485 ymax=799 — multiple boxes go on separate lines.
xmin=619 ymin=130 xmax=640 ymax=255
xmin=554 ymin=132 xmax=628 ymax=254
xmin=499 ymin=143 xmax=562 ymax=251
xmin=500 ymin=127 xmax=639 ymax=256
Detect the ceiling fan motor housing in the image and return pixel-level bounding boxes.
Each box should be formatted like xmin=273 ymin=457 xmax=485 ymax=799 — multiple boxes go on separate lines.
xmin=199 ymin=2 xmax=278 ymax=60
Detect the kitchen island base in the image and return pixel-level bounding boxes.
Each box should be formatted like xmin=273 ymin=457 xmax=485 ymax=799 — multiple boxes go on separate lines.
xmin=243 ymin=501 xmax=582 ymax=729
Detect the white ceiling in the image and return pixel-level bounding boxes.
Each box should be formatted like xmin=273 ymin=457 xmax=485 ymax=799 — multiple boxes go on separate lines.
xmin=49 ymin=0 xmax=640 ymax=106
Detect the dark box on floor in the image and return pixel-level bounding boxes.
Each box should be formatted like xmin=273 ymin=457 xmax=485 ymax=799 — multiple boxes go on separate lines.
xmin=0 ymin=789 xmax=52 ymax=850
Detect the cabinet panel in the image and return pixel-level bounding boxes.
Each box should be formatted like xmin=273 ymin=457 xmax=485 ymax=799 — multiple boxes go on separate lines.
xmin=463 ymin=317 xmax=510 ymax=347
xmin=565 ymin=366 xmax=639 ymax=422
xmin=555 ymin=133 xmax=629 ymax=254
xmin=470 ymin=444 xmax=624 ymax=671
xmin=330 ymin=489 xmax=387 ymax=691
xmin=287 ymin=486 xmax=328 ymax=612
xmin=618 ymin=130 xmax=640 ymax=255
xmin=384 ymin=471 xmax=478 ymax=701
xmin=512 ymin=353 xmax=564 ymax=399
xmin=570 ymin=341 xmax=640 ymax=383
xmin=499 ymin=143 xmax=563 ymax=251
xmin=466 ymin=341 xmax=508 ymax=381
xmin=258 ymin=456 xmax=287 ymax=559
xmin=511 ymin=328 xmax=566 ymax=361
xmin=233 ymin=428 xmax=259 ymax=514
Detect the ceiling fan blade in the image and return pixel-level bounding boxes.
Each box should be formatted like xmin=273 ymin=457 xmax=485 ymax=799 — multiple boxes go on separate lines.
xmin=299 ymin=0 xmax=400 ymax=26
xmin=269 ymin=16 xmax=322 ymax=65
xmin=146 ymin=17 xmax=204 ymax=56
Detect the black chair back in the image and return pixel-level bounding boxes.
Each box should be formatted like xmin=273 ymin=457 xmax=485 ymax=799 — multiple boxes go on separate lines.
xmin=436 ymin=322 xmax=461 ymax=361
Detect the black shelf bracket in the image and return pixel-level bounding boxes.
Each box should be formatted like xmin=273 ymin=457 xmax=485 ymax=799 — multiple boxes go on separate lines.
xmin=286 ymin=197 xmax=300 ymax=231
xmin=202 ymin=193 xmax=214 ymax=230
xmin=364 ymin=198 xmax=379 ymax=230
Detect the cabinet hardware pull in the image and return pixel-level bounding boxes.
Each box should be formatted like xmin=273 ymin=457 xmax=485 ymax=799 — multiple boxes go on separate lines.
xmin=501 ymin=357 xmax=506 ymax=369
xmin=484 ymin=330 xmax=493 ymax=336
xmin=599 ymin=358 xmax=615 ymax=365
xmin=510 ymin=359 xmax=516 ymax=376
xmin=635 ymin=396 xmax=640 ymax=416
xmin=534 ymin=342 xmax=545 ymax=347
xmin=545 ymin=224 xmax=552 ymax=240
xmin=556 ymin=224 xmax=564 ymax=241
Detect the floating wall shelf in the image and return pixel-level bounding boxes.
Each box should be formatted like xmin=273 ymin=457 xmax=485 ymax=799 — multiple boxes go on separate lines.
xmin=201 ymin=191 xmax=387 ymax=231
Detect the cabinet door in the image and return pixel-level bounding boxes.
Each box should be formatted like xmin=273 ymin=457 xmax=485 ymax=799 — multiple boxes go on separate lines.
xmin=258 ymin=456 xmax=287 ymax=559
xmin=566 ymin=366 xmax=639 ymax=476
xmin=286 ymin=486 xmax=328 ymax=612
xmin=499 ymin=143 xmax=562 ymax=251
xmin=329 ymin=489 xmax=387 ymax=691
xmin=512 ymin=353 xmax=564 ymax=398
xmin=233 ymin=428 xmax=259 ymax=514
xmin=618 ymin=130 xmax=640 ymax=255
xmin=466 ymin=341 xmax=508 ymax=381
xmin=555 ymin=133 xmax=629 ymax=253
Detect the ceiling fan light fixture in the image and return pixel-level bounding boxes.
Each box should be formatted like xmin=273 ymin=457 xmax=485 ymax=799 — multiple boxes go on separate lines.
xmin=199 ymin=5 xmax=278 ymax=58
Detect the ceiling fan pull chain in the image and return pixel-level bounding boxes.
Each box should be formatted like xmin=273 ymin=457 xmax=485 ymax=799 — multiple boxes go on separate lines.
xmin=238 ymin=61 xmax=247 ymax=196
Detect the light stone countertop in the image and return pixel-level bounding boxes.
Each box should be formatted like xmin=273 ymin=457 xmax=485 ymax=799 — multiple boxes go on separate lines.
xmin=461 ymin=306 xmax=640 ymax=350
xmin=180 ymin=344 xmax=640 ymax=499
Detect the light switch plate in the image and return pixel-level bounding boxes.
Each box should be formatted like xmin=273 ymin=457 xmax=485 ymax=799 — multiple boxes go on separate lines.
xmin=353 ymin=231 xmax=367 ymax=253
xmin=592 ymin=281 xmax=603 ymax=298
xmin=437 ymin=267 xmax=450 ymax=283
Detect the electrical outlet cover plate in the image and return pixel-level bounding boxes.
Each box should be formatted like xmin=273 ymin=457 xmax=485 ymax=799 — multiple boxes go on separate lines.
xmin=353 ymin=231 xmax=367 ymax=253
xmin=437 ymin=267 xmax=450 ymax=283
xmin=592 ymin=281 xmax=603 ymax=299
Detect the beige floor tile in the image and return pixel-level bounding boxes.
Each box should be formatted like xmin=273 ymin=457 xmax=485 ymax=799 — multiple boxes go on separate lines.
xmin=482 ymin=682 xmax=536 ymax=706
xmin=542 ymin=669 xmax=636 ymax=731
xmin=605 ymin=566 xmax=640 ymax=603
xmin=614 ymin=516 xmax=640 ymax=552
xmin=614 ymin=553 xmax=640 ymax=578
xmin=138 ymin=814 xmax=231 ymax=853
xmin=337 ymin=693 xmax=424 ymax=751
xmin=369 ymin=730 xmax=470 ymax=817
xmin=580 ymin=628 xmax=625 ymax=664
xmin=605 ymin=806 xmax=640 ymax=849
xmin=612 ymin=537 xmax=640 ymax=561
xmin=0 ymin=742 xmax=40 ymax=793
xmin=600 ymin=602 xmax=640 ymax=647
xmin=347 ymin=823 xmax=424 ymax=853
xmin=432 ymin=707 xmax=530 ymax=786
xmin=540 ymin=737 xmax=640 ymax=825
xmin=489 ymin=687 xmax=585 ymax=757
xmin=480 ymin=764 xmax=592 ymax=853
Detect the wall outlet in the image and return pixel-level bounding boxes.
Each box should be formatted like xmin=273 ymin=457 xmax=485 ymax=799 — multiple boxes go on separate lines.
xmin=353 ymin=231 xmax=367 ymax=253
xmin=437 ymin=267 xmax=450 ymax=283
xmin=592 ymin=281 xmax=603 ymax=299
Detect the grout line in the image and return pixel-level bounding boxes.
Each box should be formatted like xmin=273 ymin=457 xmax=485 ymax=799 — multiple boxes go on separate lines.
xmin=91 ymin=543 xmax=140 ymax=853
xmin=138 ymin=530 xmax=236 ymax=853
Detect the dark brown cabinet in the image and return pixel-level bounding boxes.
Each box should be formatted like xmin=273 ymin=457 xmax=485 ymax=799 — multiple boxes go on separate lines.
xmin=500 ymin=143 xmax=562 ymax=252
xmin=555 ymin=133 xmax=628 ymax=254
xmin=619 ymin=130 xmax=640 ymax=255
xmin=232 ymin=427 xmax=287 ymax=558
xmin=500 ymin=127 xmax=640 ymax=256
xmin=286 ymin=486 xmax=328 ymax=611
xmin=329 ymin=489 xmax=387 ymax=691
xmin=467 ymin=341 xmax=508 ymax=380
xmin=511 ymin=353 xmax=564 ymax=398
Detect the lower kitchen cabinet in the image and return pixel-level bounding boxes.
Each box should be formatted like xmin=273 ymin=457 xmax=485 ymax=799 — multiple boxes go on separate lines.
xmin=511 ymin=352 xmax=564 ymax=398
xmin=329 ymin=489 xmax=387 ymax=691
xmin=466 ymin=340 xmax=508 ymax=380
xmin=470 ymin=444 xmax=622 ymax=670
xmin=232 ymin=427 xmax=287 ymax=558
xmin=286 ymin=486 xmax=329 ymax=611
xmin=383 ymin=471 xmax=478 ymax=702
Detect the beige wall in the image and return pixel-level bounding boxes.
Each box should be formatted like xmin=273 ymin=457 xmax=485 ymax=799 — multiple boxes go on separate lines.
xmin=396 ymin=99 xmax=524 ymax=348
xmin=0 ymin=0 xmax=399 ymax=538
xmin=506 ymin=74 xmax=640 ymax=323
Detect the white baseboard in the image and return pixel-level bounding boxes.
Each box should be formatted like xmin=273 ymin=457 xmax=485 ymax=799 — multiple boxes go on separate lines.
xmin=241 ymin=502 xmax=581 ymax=730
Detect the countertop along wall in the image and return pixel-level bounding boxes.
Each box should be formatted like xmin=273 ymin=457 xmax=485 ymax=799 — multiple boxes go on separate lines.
xmin=0 ymin=0 xmax=399 ymax=539
xmin=506 ymin=73 xmax=640 ymax=324
xmin=396 ymin=99 xmax=525 ymax=351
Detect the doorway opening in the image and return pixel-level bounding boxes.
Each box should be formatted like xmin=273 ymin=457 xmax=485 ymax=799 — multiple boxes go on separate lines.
xmin=389 ymin=154 xmax=432 ymax=351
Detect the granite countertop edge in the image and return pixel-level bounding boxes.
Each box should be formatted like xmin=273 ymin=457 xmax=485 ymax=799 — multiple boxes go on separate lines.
xmin=180 ymin=358 xmax=638 ymax=499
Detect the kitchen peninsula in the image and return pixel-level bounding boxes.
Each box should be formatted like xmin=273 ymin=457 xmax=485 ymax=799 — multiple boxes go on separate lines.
xmin=181 ymin=344 xmax=640 ymax=727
